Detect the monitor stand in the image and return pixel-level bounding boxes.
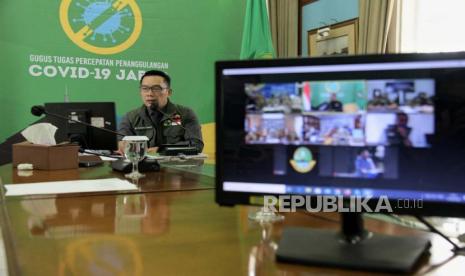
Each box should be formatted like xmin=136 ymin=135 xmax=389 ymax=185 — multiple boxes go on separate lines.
xmin=276 ymin=213 xmax=431 ymax=273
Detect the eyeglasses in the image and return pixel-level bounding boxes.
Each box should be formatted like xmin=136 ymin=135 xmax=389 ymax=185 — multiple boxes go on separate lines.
xmin=140 ymin=85 xmax=168 ymax=94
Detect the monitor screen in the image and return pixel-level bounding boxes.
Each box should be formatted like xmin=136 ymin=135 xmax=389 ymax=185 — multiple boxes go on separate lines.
xmin=44 ymin=102 xmax=117 ymax=151
xmin=216 ymin=52 xmax=465 ymax=217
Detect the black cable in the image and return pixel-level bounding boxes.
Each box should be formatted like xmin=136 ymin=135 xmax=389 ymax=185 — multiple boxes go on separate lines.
xmin=415 ymin=215 xmax=465 ymax=254
xmin=302 ymin=212 xmax=340 ymax=224
xmin=380 ymin=213 xmax=465 ymax=272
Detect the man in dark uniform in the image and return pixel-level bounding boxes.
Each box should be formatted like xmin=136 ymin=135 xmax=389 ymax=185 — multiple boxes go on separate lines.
xmin=327 ymin=93 xmax=343 ymax=112
xmin=386 ymin=112 xmax=412 ymax=147
xmin=315 ymin=93 xmax=343 ymax=112
xmin=118 ymin=70 xmax=203 ymax=153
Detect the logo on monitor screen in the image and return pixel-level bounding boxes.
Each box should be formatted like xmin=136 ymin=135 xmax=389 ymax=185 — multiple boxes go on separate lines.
xmin=289 ymin=147 xmax=316 ymax=173
xmin=59 ymin=0 xmax=142 ymax=55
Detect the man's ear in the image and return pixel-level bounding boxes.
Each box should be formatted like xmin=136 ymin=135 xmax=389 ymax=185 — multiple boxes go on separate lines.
xmin=167 ymin=89 xmax=173 ymax=96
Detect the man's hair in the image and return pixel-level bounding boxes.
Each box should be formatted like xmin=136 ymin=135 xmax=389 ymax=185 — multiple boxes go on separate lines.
xmin=397 ymin=112 xmax=408 ymax=120
xmin=140 ymin=70 xmax=171 ymax=87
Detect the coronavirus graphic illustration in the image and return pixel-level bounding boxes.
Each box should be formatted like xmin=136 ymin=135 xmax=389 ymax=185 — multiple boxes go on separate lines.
xmin=60 ymin=0 xmax=142 ymax=55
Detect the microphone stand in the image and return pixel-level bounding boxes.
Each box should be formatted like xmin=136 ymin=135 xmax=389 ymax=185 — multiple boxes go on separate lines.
xmin=149 ymin=103 xmax=199 ymax=156
xmin=150 ymin=103 xmax=188 ymax=132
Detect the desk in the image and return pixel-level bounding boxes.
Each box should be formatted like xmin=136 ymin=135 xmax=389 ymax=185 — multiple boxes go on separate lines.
xmin=0 ymin=163 xmax=214 ymax=199
xmin=0 ymin=164 xmax=464 ymax=275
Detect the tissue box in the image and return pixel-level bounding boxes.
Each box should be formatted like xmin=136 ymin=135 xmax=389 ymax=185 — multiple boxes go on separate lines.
xmin=12 ymin=142 xmax=79 ymax=170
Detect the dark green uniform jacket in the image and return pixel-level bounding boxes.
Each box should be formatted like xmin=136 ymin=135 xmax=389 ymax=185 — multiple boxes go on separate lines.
xmin=118 ymin=100 xmax=204 ymax=152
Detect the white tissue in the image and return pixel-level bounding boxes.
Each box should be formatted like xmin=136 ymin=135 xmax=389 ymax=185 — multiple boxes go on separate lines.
xmin=21 ymin=123 xmax=58 ymax=145
xmin=17 ymin=163 xmax=34 ymax=170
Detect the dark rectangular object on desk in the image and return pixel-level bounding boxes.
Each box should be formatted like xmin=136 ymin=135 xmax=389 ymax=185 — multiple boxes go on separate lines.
xmin=276 ymin=227 xmax=430 ymax=273
xmin=111 ymin=158 xmax=160 ymax=173
xmin=158 ymin=145 xmax=199 ymax=156
xmin=78 ymin=155 xmax=103 ymax=167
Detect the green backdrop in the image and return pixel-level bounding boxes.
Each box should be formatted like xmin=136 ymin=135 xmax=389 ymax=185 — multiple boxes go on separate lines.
xmin=0 ymin=0 xmax=246 ymax=143
xmin=310 ymin=81 xmax=367 ymax=110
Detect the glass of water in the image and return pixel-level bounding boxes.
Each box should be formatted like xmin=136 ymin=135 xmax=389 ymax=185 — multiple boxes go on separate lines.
xmin=123 ymin=136 xmax=149 ymax=179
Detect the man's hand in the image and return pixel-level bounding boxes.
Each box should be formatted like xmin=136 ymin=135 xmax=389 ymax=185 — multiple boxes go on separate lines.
xmin=397 ymin=126 xmax=409 ymax=137
xmin=117 ymin=141 xmax=126 ymax=155
xmin=147 ymin=147 xmax=159 ymax=154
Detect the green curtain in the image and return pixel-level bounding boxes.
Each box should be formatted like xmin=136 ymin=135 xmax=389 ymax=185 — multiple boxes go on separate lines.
xmin=240 ymin=0 xmax=276 ymax=59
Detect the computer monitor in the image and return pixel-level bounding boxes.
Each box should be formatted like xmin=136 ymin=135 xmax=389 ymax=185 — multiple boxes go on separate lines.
xmin=215 ymin=52 xmax=465 ymax=273
xmin=44 ymin=102 xmax=117 ymax=151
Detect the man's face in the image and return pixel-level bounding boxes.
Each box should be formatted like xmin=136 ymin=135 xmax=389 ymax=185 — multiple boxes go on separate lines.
xmin=397 ymin=114 xmax=408 ymax=126
xmin=140 ymin=75 xmax=171 ymax=108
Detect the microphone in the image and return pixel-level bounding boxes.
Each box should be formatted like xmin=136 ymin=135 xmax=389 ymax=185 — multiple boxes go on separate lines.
xmin=149 ymin=102 xmax=199 ymax=156
xmin=31 ymin=105 xmax=125 ymax=137
xmin=149 ymin=101 xmax=159 ymax=112
xmin=149 ymin=102 xmax=187 ymax=131
xmin=31 ymin=105 xmax=46 ymax=116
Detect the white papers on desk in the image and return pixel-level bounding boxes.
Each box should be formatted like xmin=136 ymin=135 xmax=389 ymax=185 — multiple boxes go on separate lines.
xmin=147 ymin=153 xmax=208 ymax=167
xmin=79 ymin=152 xmax=119 ymax=161
xmin=99 ymin=156 xmax=119 ymax=161
xmin=147 ymin=153 xmax=208 ymax=162
xmin=4 ymin=178 xmax=138 ymax=196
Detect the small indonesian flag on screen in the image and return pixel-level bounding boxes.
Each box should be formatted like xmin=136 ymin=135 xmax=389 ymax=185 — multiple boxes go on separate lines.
xmin=302 ymin=81 xmax=311 ymax=111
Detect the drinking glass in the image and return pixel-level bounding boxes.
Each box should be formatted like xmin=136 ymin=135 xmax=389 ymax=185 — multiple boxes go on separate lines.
xmin=123 ymin=136 xmax=148 ymax=179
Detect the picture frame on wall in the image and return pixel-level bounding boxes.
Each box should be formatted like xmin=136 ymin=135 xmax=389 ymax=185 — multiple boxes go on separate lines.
xmin=298 ymin=0 xmax=320 ymax=55
xmin=307 ymin=19 xmax=358 ymax=57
